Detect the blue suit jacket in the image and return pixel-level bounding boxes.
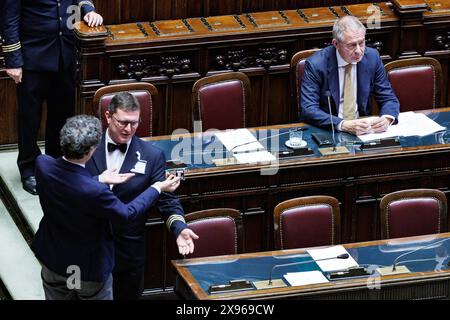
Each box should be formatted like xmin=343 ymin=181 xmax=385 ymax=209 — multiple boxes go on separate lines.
xmin=86 ymin=135 xmax=186 ymax=271
xmin=32 ymin=155 xmax=161 ymax=282
xmin=1 ymin=0 xmax=95 ymax=71
xmin=300 ymin=46 xmax=399 ymax=129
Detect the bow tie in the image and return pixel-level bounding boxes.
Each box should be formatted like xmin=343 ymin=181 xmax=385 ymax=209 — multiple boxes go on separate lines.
xmin=107 ymin=142 xmax=127 ymax=153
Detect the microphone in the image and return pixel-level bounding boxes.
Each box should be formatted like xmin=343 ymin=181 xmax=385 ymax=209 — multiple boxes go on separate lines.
xmin=316 ymin=91 xmax=349 ymax=156
xmin=252 ymin=253 xmax=350 ymax=289
xmin=268 ymin=253 xmax=350 ymax=285
xmin=326 ymin=90 xmax=337 ymax=152
xmin=377 ymin=237 xmax=450 ymax=276
xmin=228 ymin=127 xmax=307 ymax=155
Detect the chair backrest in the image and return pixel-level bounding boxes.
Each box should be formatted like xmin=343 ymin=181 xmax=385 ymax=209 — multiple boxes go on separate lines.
xmin=274 ymin=196 xmax=341 ymax=250
xmin=384 ymin=57 xmax=443 ymax=112
xmin=93 ymin=82 xmax=158 ymax=137
xmin=192 ymin=72 xmax=250 ymax=132
xmin=184 ymin=208 xmax=243 ymax=258
xmin=290 ymin=49 xmax=320 ymax=112
xmin=380 ymin=189 xmax=448 ymax=239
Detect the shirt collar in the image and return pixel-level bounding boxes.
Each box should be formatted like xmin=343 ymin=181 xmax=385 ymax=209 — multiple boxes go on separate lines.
xmin=336 ymin=49 xmax=357 ymax=68
xmin=62 ymin=156 xmax=85 ymax=168
xmin=105 ymin=128 xmax=132 ymax=150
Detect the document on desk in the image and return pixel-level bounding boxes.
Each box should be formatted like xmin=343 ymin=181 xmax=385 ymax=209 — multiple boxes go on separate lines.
xmin=233 ymin=150 xmax=276 ymax=164
xmin=358 ymin=111 xmax=446 ymax=142
xmin=215 ymin=128 xmax=264 ymax=153
xmin=283 ymin=270 xmax=329 ymax=287
xmin=307 ymin=245 xmax=358 ymax=272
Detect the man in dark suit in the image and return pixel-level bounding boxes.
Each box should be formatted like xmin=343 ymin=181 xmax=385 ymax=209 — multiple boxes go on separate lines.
xmin=300 ymin=16 xmax=399 ymax=136
xmin=1 ymin=1 xmax=103 ymax=195
xmin=32 ymin=115 xmax=184 ymax=300
xmin=86 ymin=92 xmax=198 ymax=300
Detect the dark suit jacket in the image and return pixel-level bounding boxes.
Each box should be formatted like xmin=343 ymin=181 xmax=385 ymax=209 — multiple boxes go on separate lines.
xmin=86 ymin=135 xmax=186 ymax=271
xmin=300 ymin=45 xmax=399 ymax=129
xmin=32 ymin=155 xmax=161 ymax=282
xmin=1 ymin=0 xmax=95 ymax=71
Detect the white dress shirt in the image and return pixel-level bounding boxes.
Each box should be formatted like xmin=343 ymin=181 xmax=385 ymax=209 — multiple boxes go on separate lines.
xmin=105 ymin=129 xmax=131 ymax=172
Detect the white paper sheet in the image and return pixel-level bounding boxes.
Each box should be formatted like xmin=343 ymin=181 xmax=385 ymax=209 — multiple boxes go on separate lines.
xmin=358 ymin=112 xmax=446 ymax=142
xmin=283 ymin=270 xmax=329 ymax=286
xmin=233 ymin=150 xmax=276 ymax=164
xmin=306 ymin=245 xmax=358 ymax=272
xmin=215 ymin=129 xmax=264 ymax=153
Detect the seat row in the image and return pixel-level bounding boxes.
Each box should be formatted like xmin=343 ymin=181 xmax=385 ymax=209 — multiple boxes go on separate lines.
xmin=184 ymin=188 xmax=448 ymax=258
xmin=92 ymin=51 xmax=444 ymax=137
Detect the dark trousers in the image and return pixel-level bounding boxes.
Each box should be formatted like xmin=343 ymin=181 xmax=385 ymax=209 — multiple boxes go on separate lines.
xmin=112 ymin=266 xmax=145 ymax=300
xmin=41 ymin=264 xmax=113 ymax=300
xmin=16 ymin=67 xmax=75 ymax=178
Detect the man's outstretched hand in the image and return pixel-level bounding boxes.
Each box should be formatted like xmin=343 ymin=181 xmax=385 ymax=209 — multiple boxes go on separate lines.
xmin=99 ymin=168 xmax=135 ymax=185
xmin=177 ymin=228 xmax=199 ymax=256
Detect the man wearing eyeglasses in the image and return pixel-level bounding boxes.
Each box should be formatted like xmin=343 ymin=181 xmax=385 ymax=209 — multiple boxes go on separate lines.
xmin=300 ymin=16 xmax=399 ymax=136
xmin=86 ymin=92 xmax=198 ymax=300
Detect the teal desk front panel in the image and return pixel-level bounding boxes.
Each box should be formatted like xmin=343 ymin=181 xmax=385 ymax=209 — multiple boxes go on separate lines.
xmin=183 ymin=235 xmax=450 ymax=295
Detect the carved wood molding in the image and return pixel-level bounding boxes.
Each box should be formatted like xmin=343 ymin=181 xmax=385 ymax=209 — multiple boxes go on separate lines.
xmin=117 ymin=56 xmax=191 ymax=80
xmin=215 ymin=47 xmax=288 ymax=71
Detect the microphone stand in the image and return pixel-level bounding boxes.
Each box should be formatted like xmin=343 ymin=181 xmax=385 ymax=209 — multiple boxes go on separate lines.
xmin=252 ymin=253 xmax=350 ymax=290
xmin=223 ymin=127 xmax=307 ymax=164
xmin=377 ymin=237 xmax=450 ymax=276
xmin=328 ymin=94 xmax=337 ymax=152
xmin=229 ymin=127 xmax=306 ymax=154
xmin=317 ymin=91 xmax=349 ymax=156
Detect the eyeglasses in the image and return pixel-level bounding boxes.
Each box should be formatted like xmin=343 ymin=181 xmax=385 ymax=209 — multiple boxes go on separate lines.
xmin=112 ymin=114 xmax=141 ymax=128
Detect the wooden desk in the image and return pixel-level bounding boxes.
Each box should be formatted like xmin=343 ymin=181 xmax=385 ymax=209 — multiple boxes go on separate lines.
xmin=142 ymin=108 xmax=450 ymax=297
xmin=173 ymin=233 xmax=450 ymax=300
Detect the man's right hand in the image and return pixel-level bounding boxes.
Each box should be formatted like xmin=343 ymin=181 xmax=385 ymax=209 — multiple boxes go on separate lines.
xmin=6 ymin=68 xmax=22 ymax=84
xmin=154 ymin=175 xmax=181 ymax=193
xmin=99 ymin=168 xmax=135 ymax=185
xmin=341 ymin=119 xmax=372 ymax=135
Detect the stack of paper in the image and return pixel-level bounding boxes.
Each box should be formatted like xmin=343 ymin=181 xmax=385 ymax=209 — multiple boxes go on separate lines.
xmin=215 ymin=128 xmax=264 ymax=152
xmin=306 ymin=245 xmax=358 ymax=272
xmin=214 ymin=129 xmax=276 ymax=164
xmin=358 ymin=111 xmax=446 ymax=142
xmin=283 ymin=270 xmax=329 ymax=286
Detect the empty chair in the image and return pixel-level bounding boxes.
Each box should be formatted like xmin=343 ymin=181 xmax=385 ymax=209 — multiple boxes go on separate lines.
xmin=184 ymin=208 xmax=243 ymax=258
xmin=380 ymin=189 xmax=447 ymax=239
xmin=384 ymin=57 xmax=443 ymax=112
xmin=290 ymin=49 xmax=320 ymax=112
xmin=274 ymin=196 xmax=341 ymax=250
xmin=93 ymin=82 xmax=158 ymax=137
xmin=192 ymin=72 xmax=250 ymax=132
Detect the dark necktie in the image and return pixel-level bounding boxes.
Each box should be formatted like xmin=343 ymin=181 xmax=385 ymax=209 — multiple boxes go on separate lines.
xmin=107 ymin=142 xmax=127 ymax=153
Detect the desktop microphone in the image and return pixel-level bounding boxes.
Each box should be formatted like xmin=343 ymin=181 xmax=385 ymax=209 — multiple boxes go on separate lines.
xmin=377 ymin=237 xmax=450 ymax=276
xmin=268 ymin=253 xmax=350 ymax=285
xmin=316 ymin=91 xmax=349 ymax=156
xmin=252 ymin=253 xmax=350 ymax=289
xmin=228 ymin=127 xmax=307 ymax=155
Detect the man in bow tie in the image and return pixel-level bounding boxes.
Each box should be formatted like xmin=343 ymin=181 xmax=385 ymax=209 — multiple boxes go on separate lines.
xmin=86 ymin=92 xmax=198 ymax=300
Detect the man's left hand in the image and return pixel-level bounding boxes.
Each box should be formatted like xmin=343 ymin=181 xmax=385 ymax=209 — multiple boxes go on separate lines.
xmin=99 ymin=168 xmax=135 ymax=184
xmin=370 ymin=116 xmax=392 ymax=133
xmin=176 ymin=228 xmax=199 ymax=256
xmin=84 ymin=12 xmax=103 ymax=27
